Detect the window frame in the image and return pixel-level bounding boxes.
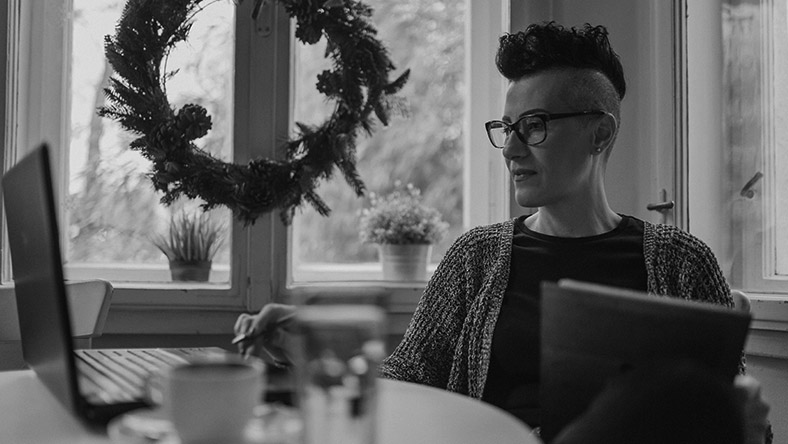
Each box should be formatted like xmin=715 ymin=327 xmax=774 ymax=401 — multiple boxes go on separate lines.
xmin=2 ymin=0 xmax=287 ymax=315
xmin=2 ymin=0 xmax=511 ymax=323
xmin=687 ymin=0 xmax=788 ymax=360
xmin=730 ymin=0 xmax=788 ymax=294
xmin=10 ymin=0 xmax=785 ymax=349
xmin=698 ymin=0 xmax=788 ymax=296
xmin=284 ymin=0 xmax=511 ymax=287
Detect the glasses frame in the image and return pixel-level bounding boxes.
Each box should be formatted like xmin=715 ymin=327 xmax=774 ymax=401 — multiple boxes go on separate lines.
xmin=484 ymin=110 xmax=607 ymax=148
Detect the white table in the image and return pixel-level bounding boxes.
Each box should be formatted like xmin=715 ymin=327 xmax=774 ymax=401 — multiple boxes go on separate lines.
xmin=0 ymin=370 xmax=538 ymax=444
xmin=376 ymin=378 xmax=538 ymax=444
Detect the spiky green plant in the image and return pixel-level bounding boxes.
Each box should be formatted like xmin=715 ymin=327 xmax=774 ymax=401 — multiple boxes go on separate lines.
xmin=152 ymin=211 xmax=224 ymax=263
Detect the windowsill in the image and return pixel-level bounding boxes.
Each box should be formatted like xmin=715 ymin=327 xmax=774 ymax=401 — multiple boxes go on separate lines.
xmin=292 ymin=262 xmax=438 ymax=284
xmin=746 ymin=292 xmax=788 ymax=301
xmin=290 ymin=279 xmax=429 ymax=290
xmin=112 ymin=282 xmax=232 ymax=291
xmin=734 ymin=293 xmax=788 ymax=360
xmin=746 ymin=293 xmax=788 ymax=330
xmin=64 ymin=263 xmax=231 ymax=284
xmin=63 ymin=262 xmax=434 ymax=291
xmin=99 ymin=278 xmax=426 ymax=337
xmin=8 ymin=273 xmax=788 ymax=352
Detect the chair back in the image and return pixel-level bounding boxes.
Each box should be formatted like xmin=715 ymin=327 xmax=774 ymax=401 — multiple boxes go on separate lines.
xmin=0 ymin=279 xmax=112 ymax=369
xmin=730 ymin=289 xmax=751 ymax=314
xmin=1 ymin=279 xmax=113 ymax=342
xmin=66 ymin=279 xmax=113 ymax=340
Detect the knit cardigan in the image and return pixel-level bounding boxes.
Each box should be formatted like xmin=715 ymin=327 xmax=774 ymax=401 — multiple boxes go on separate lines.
xmin=378 ymin=217 xmax=733 ymax=398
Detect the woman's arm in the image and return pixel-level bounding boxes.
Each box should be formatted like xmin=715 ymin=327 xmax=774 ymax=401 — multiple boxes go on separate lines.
xmin=378 ymin=228 xmax=492 ymax=388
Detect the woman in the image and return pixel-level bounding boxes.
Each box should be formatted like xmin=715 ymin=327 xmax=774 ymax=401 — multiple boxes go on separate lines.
xmin=235 ymin=22 xmax=771 ymax=444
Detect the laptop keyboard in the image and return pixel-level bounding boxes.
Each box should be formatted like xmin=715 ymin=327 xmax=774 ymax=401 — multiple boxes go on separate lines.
xmin=74 ymin=348 xmax=223 ymax=405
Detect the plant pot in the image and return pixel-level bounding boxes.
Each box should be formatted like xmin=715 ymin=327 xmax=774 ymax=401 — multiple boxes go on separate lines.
xmin=169 ymin=260 xmax=212 ymax=282
xmin=377 ymin=244 xmax=432 ymax=281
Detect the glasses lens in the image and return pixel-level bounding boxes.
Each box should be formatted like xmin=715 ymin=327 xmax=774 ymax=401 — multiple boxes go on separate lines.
xmin=517 ymin=116 xmax=546 ymax=145
xmin=486 ymin=121 xmax=509 ymax=148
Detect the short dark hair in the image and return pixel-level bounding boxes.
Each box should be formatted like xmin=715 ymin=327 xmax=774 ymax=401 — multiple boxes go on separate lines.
xmin=495 ymin=22 xmax=626 ymax=100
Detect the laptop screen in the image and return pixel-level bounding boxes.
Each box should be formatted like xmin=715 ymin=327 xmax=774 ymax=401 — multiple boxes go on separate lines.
xmin=2 ymin=144 xmax=81 ymax=412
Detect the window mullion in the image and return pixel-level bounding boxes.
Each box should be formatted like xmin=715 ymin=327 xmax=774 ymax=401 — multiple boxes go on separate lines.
xmin=465 ymin=0 xmax=510 ymax=229
xmin=236 ymin=1 xmax=291 ymax=310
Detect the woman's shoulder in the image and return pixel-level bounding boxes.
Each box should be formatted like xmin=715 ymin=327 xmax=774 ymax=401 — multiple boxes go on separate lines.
xmin=454 ymin=219 xmax=515 ymax=243
xmin=640 ymin=218 xmax=716 ymax=258
xmin=642 ymin=218 xmax=702 ymax=241
xmin=639 ymin=218 xmax=730 ymax=305
xmin=441 ymin=219 xmax=514 ymax=260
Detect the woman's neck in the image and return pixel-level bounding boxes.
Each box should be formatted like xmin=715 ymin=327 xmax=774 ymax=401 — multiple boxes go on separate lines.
xmin=524 ymin=206 xmax=622 ymax=238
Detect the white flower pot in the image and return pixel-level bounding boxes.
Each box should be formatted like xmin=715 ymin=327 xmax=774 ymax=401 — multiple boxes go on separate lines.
xmin=169 ymin=260 xmax=212 ymax=282
xmin=378 ymin=244 xmax=432 ymax=281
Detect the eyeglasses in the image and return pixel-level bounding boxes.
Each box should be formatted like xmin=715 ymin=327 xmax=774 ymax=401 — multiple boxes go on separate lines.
xmin=484 ymin=110 xmax=606 ymax=148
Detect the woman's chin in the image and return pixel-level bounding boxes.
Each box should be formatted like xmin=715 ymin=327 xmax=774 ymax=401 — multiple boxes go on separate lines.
xmin=514 ymin=191 xmax=543 ymax=209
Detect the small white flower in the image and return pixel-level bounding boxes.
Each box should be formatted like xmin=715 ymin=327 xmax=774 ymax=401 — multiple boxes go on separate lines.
xmin=359 ymin=182 xmax=449 ymax=245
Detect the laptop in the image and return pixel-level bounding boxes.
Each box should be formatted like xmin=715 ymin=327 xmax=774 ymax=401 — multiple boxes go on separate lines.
xmin=539 ymin=279 xmax=751 ymax=442
xmin=2 ymin=144 xmax=228 ymax=425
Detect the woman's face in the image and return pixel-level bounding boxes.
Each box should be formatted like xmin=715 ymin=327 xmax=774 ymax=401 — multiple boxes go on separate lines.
xmin=501 ymin=71 xmax=601 ymax=209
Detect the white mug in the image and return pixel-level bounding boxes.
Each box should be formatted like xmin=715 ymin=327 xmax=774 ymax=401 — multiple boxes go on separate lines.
xmin=160 ymin=356 xmax=265 ymax=444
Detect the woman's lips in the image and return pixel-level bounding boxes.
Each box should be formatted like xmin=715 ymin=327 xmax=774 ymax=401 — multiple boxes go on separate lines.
xmin=511 ymin=168 xmax=537 ymax=181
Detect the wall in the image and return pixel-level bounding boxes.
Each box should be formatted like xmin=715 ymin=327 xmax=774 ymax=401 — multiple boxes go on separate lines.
xmin=743 ymin=302 xmax=788 ymax=440
xmin=748 ymin=355 xmax=788 ymax=441
xmin=748 ymin=354 xmax=788 ymax=440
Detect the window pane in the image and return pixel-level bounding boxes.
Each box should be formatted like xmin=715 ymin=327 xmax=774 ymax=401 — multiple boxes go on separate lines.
xmin=722 ymin=0 xmax=788 ymax=290
xmin=291 ymin=0 xmax=466 ymax=282
xmin=66 ymin=0 xmax=234 ymax=283
xmin=768 ymin=0 xmax=788 ymax=275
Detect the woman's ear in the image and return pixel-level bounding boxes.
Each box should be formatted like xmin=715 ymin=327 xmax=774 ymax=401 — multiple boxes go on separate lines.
xmin=591 ymin=113 xmax=618 ymax=154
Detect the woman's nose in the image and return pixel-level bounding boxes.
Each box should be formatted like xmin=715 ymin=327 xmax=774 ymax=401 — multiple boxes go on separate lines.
xmin=501 ymin=135 xmax=529 ymax=160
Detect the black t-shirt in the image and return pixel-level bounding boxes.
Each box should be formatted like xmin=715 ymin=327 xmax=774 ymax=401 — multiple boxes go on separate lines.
xmin=481 ymin=214 xmax=648 ymax=428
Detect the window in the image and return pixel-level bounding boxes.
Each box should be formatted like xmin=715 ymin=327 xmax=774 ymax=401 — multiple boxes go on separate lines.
xmin=290 ymin=0 xmax=466 ymax=282
xmin=289 ymin=0 xmax=510 ymax=284
xmin=3 ymin=0 xmax=283 ymax=310
xmin=3 ymin=0 xmax=509 ymax=311
xmin=721 ymin=0 xmax=788 ymax=293
xmin=66 ymin=0 xmax=233 ymax=285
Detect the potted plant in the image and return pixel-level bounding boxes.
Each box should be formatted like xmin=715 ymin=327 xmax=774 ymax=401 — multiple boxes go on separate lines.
xmin=359 ymin=182 xmax=449 ymax=281
xmin=152 ymin=210 xmax=224 ymax=282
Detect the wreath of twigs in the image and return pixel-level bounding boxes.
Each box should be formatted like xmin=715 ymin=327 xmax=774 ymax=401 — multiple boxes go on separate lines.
xmin=99 ymin=0 xmax=408 ymax=225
